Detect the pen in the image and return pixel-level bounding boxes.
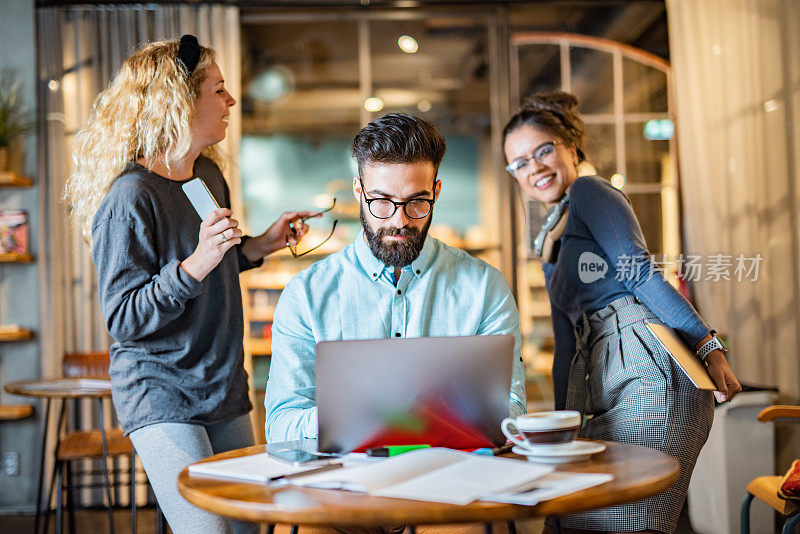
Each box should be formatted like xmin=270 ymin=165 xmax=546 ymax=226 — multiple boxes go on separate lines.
xmin=267 ymin=461 xmax=343 ymax=483
xmin=471 ymin=443 xmax=515 ymax=456
xmin=365 ymin=444 xmax=431 ymax=457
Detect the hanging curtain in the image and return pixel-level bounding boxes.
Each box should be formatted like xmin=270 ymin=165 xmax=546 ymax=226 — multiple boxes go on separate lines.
xmin=666 ymin=0 xmax=800 ymax=398
xmin=37 ymin=4 xmax=242 ymax=378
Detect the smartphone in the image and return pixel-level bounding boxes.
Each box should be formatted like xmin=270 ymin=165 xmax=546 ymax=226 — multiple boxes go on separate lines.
xmin=182 ymin=178 xmax=221 ymax=221
xmin=267 ymin=448 xmax=336 ymax=466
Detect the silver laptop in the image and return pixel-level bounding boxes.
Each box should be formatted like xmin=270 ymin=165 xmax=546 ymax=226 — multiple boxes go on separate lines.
xmin=315 ymin=334 xmax=514 ymax=454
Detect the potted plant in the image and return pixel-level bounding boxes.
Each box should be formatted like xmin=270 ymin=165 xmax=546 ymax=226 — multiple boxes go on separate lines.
xmin=0 ymin=72 xmax=34 ymax=172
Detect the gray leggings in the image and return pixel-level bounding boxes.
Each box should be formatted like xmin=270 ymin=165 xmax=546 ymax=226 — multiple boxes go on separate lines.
xmin=130 ymin=414 xmax=259 ymax=534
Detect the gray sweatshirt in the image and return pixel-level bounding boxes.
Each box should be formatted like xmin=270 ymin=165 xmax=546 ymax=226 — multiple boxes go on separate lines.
xmin=91 ymin=157 xmax=259 ymax=434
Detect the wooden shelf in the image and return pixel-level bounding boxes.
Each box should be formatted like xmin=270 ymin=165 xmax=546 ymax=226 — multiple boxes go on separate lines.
xmin=0 ymin=171 xmax=33 ymax=187
xmin=0 ymin=404 xmax=34 ymax=421
xmin=0 ymin=252 xmax=34 ymax=263
xmin=247 ymin=338 xmax=271 ymax=356
xmin=248 ymin=311 xmax=274 ymax=322
xmin=0 ymin=328 xmax=33 ymax=342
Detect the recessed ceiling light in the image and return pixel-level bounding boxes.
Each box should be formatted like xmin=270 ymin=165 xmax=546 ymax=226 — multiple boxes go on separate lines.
xmin=398 ymin=35 xmax=418 ymax=54
xmin=364 ymin=97 xmax=385 ymax=112
xmin=416 ymin=100 xmax=432 ymax=112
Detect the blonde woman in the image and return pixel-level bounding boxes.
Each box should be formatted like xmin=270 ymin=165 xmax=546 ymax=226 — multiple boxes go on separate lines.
xmin=67 ymin=35 xmax=317 ymax=534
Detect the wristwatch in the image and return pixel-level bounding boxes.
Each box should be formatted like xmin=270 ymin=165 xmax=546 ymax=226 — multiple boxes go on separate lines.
xmin=697 ymin=330 xmax=727 ymax=360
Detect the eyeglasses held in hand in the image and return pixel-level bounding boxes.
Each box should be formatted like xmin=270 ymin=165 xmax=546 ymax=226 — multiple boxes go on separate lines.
xmin=286 ymin=198 xmax=338 ymax=258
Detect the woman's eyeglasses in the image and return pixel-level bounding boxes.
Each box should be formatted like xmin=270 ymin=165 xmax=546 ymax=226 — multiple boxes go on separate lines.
xmin=286 ymin=198 xmax=338 ymax=258
xmin=505 ymin=141 xmax=561 ymax=178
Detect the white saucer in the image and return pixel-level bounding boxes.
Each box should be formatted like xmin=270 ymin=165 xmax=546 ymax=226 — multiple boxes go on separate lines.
xmin=512 ymin=441 xmax=606 ymax=464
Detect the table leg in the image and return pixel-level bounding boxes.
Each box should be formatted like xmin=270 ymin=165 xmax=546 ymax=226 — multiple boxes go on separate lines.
xmin=43 ymin=400 xmax=66 ymax=534
xmin=97 ymin=398 xmax=116 ymax=534
xmin=33 ymin=398 xmax=50 ymax=534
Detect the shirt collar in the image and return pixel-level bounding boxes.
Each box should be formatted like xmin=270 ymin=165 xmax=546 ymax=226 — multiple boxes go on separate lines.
xmin=354 ymin=230 xmax=435 ymax=281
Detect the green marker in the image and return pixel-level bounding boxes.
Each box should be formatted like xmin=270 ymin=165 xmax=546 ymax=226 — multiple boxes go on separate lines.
xmin=365 ymin=444 xmax=431 ymax=457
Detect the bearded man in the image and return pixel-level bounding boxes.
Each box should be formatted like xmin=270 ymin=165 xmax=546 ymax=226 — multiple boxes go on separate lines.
xmin=264 ymin=113 xmax=526 ymax=442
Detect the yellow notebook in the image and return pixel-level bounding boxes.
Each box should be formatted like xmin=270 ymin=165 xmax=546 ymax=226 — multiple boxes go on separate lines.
xmin=645 ymin=323 xmax=717 ymax=391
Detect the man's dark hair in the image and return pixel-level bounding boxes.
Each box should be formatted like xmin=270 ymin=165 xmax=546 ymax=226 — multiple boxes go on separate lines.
xmin=351 ymin=113 xmax=447 ymax=176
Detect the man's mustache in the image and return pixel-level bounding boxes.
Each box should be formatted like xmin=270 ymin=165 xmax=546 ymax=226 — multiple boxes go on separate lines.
xmin=377 ymin=227 xmax=418 ymax=238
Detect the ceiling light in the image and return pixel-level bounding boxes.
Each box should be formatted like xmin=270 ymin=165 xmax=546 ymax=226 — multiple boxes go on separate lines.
xmin=364 ymin=97 xmax=385 ymax=112
xmin=416 ymin=100 xmax=432 ymax=113
xmin=248 ymin=65 xmax=294 ymax=103
xmin=398 ymin=35 xmax=418 ymax=54
xmin=610 ymin=173 xmax=626 ymax=189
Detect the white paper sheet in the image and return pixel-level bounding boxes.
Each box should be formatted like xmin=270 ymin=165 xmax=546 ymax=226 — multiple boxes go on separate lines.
xmin=288 ymin=447 xmax=554 ymax=505
xmin=480 ymin=471 xmax=614 ymax=505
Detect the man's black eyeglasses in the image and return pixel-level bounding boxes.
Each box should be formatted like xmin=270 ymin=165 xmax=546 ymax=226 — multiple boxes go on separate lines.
xmin=359 ymin=179 xmax=435 ymax=220
xmin=286 ymin=198 xmax=338 ymax=258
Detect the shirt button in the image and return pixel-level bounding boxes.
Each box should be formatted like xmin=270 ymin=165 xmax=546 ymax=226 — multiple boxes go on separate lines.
xmin=397 ymin=289 xmax=402 ymax=295
xmin=416 ymin=270 xmax=421 ymax=274
xmin=372 ymin=273 xmax=377 ymax=277
xmin=395 ymin=333 xmax=401 ymax=337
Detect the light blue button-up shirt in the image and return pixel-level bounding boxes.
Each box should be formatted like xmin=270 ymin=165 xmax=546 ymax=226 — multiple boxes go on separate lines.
xmin=264 ymin=232 xmax=527 ymax=443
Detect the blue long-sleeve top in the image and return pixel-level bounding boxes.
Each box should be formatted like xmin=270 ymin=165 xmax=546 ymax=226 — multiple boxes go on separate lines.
xmin=543 ymin=176 xmax=710 ymax=408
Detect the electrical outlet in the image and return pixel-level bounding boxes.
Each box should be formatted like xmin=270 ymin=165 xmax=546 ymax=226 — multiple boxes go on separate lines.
xmin=3 ymin=451 xmax=20 ymax=476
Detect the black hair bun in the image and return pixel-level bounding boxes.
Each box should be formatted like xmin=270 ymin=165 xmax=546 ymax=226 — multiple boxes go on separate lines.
xmin=177 ymin=34 xmax=201 ymax=76
xmin=523 ymin=91 xmax=579 ymax=116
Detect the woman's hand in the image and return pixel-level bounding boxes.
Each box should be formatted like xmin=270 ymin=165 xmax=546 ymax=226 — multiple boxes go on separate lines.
xmin=242 ymin=210 xmax=322 ymax=261
xmin=181 ymin=208 xmax=242 ymax=281
xmin=705 ymin=350 xmax=742 ymax=402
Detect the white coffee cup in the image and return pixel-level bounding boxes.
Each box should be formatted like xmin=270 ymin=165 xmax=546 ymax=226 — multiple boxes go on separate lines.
xmin=501 ymin=410 xmax=581 ymax=450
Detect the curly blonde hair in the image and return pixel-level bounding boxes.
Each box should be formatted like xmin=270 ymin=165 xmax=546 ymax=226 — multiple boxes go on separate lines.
xmin=66 ymin=38 xmax=221 ymax=241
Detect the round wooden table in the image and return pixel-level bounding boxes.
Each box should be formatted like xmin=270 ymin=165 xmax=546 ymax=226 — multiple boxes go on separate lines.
xmin=178 ymin=440 xmax=680 ymax=526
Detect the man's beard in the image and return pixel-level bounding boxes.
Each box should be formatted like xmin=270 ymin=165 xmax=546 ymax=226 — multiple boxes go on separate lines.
xmin=361 ymin=206 xmax=432 ymax=268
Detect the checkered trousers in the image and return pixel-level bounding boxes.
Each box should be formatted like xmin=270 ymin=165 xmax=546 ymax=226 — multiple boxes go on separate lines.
xmin=559 ymin=296 xmax=714 ymax=533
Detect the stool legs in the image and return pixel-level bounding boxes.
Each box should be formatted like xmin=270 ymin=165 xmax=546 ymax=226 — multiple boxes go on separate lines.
xmin=782 ymin=511 xmax=800 ymax=534
xmin=130 ymin=452 xmax=137 ymax=534
xmin=741 ymin=492 xmax=754 ymax=534
xmin=96 ymin=398 xmax=116 ymax=534
xmin=34 ymin=398 xmax=51 ymax=534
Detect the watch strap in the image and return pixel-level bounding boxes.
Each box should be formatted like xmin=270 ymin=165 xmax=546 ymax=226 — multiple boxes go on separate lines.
xmin=697 ymin=335 xmax=726 ymax=360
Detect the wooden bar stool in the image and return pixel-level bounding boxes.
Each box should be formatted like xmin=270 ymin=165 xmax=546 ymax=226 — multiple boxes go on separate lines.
xmin=47 ymin=351 xmax=136 ymax=534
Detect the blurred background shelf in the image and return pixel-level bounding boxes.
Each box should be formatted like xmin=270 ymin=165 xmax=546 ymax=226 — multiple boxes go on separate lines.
xmin=0 ymin=327 xmax=34 ymax=342
xmin=0 ymin=252 xmax=34 ymax=263
xmin=0 ymin=172 xmax=33 ymax=187
xmin=0 ymin=404 xmax=34 ymax=421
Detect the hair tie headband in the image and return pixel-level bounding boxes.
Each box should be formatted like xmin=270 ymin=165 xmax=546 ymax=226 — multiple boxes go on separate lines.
xmin=177 ymin=34 xmax=201 ymax=77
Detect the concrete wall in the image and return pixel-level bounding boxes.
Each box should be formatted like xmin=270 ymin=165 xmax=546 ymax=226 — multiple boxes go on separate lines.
xmin=0 ymin=0 xmax=42 ymax=513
